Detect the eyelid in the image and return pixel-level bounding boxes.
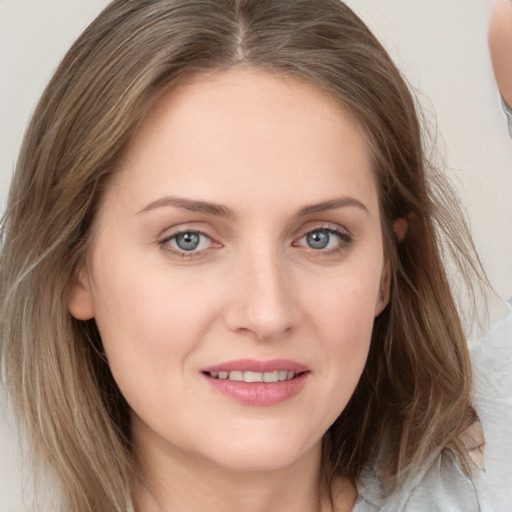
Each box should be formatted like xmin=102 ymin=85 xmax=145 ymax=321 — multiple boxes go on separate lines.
xmin=292 ymin=223 xmax=353 ymax=253
xmin=157 ymin=222 xmax=352 ymax=259
xmin=159 ymin=228 xmax=221 ymax=258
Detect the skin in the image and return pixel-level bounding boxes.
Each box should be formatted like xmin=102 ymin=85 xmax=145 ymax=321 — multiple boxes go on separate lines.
xmin=489 ymin=0 xmax=512 ymax=106
xmin=69 ymin=68 xmax=389 ymax=512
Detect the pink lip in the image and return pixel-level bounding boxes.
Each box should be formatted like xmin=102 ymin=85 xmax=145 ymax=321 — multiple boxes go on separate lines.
xmin=201 ymin=359 xmax=310 ymax=407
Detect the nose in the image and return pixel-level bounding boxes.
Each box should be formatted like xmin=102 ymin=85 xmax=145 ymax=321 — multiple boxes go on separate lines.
xmin=224 ymin=247 xmax=300 ymax=341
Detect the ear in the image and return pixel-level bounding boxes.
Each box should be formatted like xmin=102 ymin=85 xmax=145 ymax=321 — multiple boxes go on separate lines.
xmin=374 ymin=261 xmax=391 ymax=317
xmin=68 ymin=266 xmax=95 ymax=320
xmin=393 ymin=217 xmax=408 ymax=242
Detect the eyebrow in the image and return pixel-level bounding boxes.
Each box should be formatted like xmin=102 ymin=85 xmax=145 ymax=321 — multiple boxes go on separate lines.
xmin=137 ymin=196 xmax=237 ymax=218
xmin=137 ymin=195 xmax=368 ymax=218
xmin=295 ymin=197 xmax=368 ymax=217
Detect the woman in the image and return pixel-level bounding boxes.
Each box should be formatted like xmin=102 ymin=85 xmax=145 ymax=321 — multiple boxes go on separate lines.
xmin=0 ymin=0 xmax=501 ymax=510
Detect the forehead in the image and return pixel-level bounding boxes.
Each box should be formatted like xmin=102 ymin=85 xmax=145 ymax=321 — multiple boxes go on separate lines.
xmin=110 ymin=67 xmax=378 ymax=217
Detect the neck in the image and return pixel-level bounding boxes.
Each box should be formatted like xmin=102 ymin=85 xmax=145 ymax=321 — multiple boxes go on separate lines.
xmin=131 ymin=427 xmax=355 ymax=512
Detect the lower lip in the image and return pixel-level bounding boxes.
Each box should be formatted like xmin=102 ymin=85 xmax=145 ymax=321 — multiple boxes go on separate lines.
xmin=202 ymin=372 xmax=309 ymax=406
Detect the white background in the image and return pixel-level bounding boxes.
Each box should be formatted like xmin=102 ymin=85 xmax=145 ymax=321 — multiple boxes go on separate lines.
xmin=1 ymin=1 xmax=511 ymax=510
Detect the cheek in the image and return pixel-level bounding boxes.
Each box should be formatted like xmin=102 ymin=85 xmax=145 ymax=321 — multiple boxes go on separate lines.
xmin=89 ymin=255 xmax=221 ymax=406
xmin=299 ymin=266 xmax=382 ymax=413
xmin=316 ymin=281 xmax=376 ymax=367
xmin=303 ymin=263 xmax=383 ymax=339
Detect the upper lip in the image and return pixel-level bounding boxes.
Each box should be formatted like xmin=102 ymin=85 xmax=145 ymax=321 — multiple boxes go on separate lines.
xmin=201 ymin=359 xmax=309 ymax=374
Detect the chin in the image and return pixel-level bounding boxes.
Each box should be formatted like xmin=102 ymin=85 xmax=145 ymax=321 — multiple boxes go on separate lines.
xmin=199 ymin=431 xmax=321 ymax=473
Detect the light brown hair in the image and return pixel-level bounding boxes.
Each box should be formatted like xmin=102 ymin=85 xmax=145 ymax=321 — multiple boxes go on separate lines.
xmin=0 ymin=0 xmax=483 ymax=510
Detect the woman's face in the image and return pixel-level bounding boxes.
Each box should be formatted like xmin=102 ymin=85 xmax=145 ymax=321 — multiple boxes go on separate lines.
xmin=69 ymin=68 xmax=388 ymax=473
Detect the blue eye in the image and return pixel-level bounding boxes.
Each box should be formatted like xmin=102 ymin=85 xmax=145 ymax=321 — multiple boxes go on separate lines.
xmin=166 ymin=231 xmax=212 ymax=252
xmin=306 ymin=231 xmax=331 ymax=249
xmin=298 ymin=228 xmax=349 ymax=251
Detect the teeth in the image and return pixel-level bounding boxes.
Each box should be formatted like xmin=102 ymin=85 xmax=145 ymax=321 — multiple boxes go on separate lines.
xmin=263 ymin=371 xmax=279 ymax=383
xmin=229 ymin=371 xmax=244 ymax=381
xmin=244 ymin=371 xmax=263 ymax=383
xmin=209 ymin=370 xmax=298 ymax=382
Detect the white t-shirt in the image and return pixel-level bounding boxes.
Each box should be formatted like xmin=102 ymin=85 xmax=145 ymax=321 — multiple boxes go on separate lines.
xmin=352 ymin=306 xmax=512 ymax=511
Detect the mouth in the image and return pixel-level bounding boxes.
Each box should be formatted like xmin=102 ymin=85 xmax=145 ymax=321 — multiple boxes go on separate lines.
xmin=203 ymin=369 xmax=305 ymax=383
xmin=200 ymin=359 xmax=310 ymax=406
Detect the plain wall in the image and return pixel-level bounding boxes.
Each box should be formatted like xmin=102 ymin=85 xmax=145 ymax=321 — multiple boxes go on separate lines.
xmin=1 ymin=1 xmax=511 ymax=510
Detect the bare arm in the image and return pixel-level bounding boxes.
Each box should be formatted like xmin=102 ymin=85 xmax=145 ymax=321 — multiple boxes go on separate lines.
xmin=489 ymin=0 xmax=512 ymax=106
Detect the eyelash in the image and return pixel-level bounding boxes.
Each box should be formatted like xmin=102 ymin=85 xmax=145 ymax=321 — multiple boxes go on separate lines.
xmin=159 ymin=229 xmax=218 ymax=259
xmin=158 ymin=225 xmax=353 ymax=259
xmin=294 ymin=226 xmax=353 ymax=256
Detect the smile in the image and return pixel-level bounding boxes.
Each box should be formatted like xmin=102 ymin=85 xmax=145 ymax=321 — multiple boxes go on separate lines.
xmin=201 ymin=359 xmax=310 ymax=406
xmin=206 ymin=370 xmax=297 ymax=382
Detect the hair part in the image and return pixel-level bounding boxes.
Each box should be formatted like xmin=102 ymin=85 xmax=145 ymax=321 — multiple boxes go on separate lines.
xmin=1 ymin=1 xmax=486 ymax=509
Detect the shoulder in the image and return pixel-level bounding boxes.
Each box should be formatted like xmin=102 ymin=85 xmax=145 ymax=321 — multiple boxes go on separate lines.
xmin=354 ymin=451 xmax=482 ymax=512
xmin=355 ymin=307 xmax=512 ymax=511
xmin=470 ymin=306 xmax=512 ymax=509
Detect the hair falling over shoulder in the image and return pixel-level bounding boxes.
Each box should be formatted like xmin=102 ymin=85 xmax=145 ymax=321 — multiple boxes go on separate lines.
xmin=0 ymin=0 xmax=488 ymax=510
